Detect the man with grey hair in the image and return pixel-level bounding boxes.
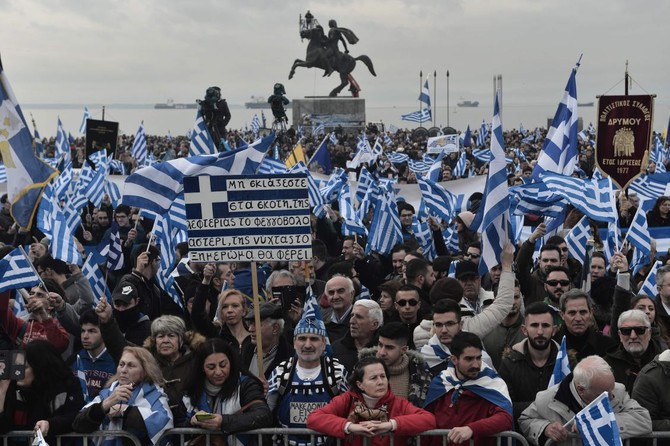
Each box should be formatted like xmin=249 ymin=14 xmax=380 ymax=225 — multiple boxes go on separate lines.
xmin=324 ymin=275 xmax=356 ymax=342
xmin=555 ymin=289 xmax=618 ymax=362
xmin=606 ymin=309 xmax=662 ymax=395
xmin=653 ymin=265 xmax=670 ymax=330
xmin=332 ymin=299 xmax=382 ymax=372
xmin=520 ymin=355 xmax=652 ymax=445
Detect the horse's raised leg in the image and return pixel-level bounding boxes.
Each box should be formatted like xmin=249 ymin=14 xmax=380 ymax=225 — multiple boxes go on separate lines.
xmin=289 ymin=59 xmax=304 ymax=80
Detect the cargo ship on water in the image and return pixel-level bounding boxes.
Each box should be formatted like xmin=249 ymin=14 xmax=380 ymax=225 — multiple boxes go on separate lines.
xmin=154 ymin=99 xmax=197 ymax=109
xmin=457 ymin=100 xmax=479 ymax=108
xmin=245 ymin=96 xmax=292 ymax=109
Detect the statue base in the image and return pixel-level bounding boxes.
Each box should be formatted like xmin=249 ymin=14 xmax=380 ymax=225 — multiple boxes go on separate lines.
xmin=292 ymin=97 xmax=366 ymax=135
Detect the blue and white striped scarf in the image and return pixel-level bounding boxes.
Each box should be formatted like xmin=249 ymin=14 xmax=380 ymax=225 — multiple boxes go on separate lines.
xmin=424 ymin=361 xmax=512 ymax=416
xmin=82 ymin=381 xmax=173 ymax=446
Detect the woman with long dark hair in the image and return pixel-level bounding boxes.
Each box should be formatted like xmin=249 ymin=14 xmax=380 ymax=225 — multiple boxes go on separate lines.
xmin=307 ymin=356 xmax=435 ymax=446
xmin=179 ymin=338 xmax=272 ymax=445
xmin=0 ymin=340 xmax=85 ymax=445
xmin=647 ymin=196 xmax=670 ymax=227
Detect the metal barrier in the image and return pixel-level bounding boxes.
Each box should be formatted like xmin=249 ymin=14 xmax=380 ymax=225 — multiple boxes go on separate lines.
xmin=156 ymin=427 xmax=530 ymax=446
xmin=2 ymin=431 xmax=142 ymax=446
xmin=544 ymin=431 xmax=670 ymax=446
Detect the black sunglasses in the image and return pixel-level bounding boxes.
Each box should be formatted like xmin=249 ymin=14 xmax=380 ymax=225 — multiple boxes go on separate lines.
xmin=619 ymin=326 xmax=648 ymax=336
xmin=545 ymin=279 xmax=570 ymax=287
xmin=396 ymin=299 xmax=419 ymax=307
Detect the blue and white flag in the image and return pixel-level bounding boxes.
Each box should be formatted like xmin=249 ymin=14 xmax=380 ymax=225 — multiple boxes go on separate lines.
xmin=386 ymin=152 xmax=409 ymax=164
xmin=330 ymin=131 xmax=338 ymax=145
xmin=109 ymin=159 xmax=126 ymax=175
xmin=426 ymin=150 xmax=445 ymax=182
xmin=338 ymin=182 xmax=367 ymax=236
xmin=257 ymin=156 xmax=287 ymax=175
xmin=82 ymin=254 xmax=110 ymax=305
xmin=36 ymin=185 xmax=83 ymax=266
xmin=639 ymin=261 xmax=661 ymax=298
xmin=131 ymin=121 xmax=148 ymax=165
xmin=0 ymin=61 xmax=58 ymax=229
xmin=629 ymin=172 xmax=670 ymax=199
xmin=471 ymin=91 xmax=510 ymax=276
xmin=565 ymin=216 xmax=591 ymax=265
xmin=79 ymin=106 xmax=91 ymax=134
xmin=417 ymin=177 xmax=456 ymax=222
xmin=453 ymin=151 xmax=468 ymax=178
xmin=168 ymin=193 xmax=188 ymax=243
xmin=412 ymin=216 xmax=436 ymax=261
xmin=462 ymin=125 xmax=472 ymax=147
xmin=476 ymin=120 xmax=489 ymax=147
xmin=313 ymin=122 xmax=326 ymax=136
xmin=401 ymin=108 xmax=431 ymax=123
xmin=78 ymin=152 xmax=109 ymax=208
xmin=153 ymin=214 xmax=184 ymax=309
xmin=105 ymin=180 xmax=122 ymax=208
xmin=355 ymin=167 xmax=375 ymax=205
xmin=123 ymin=141 xmax=269 ymax=215
xmin=0 ymin=163 xmax=6 ymax=183
xmin=407 ymin=158 xmax=431 ymax=175
xmin=625 ymin=206 xmax=652 ymax=258
xmin=575 ymin=391 xmax=623 ymax=446
xmin=0 ymin=247 xmax=41 ymax=293
xmin=55 ymin=118 xmax=70 ymax=158
xmin=365 ymin=188 xmax=403 ymax=256
xmin=100 ymin=221 xmax=125 ymax=271
xmin=508 ymin=182 xmax=567 ymax=218
xmin=250 ymin=114 xmax=261 ymax=135
xmin=542 ymin=173 xmax=617 ymax=223
xmin=548 ymin=336 xmax=571 ymax=387
xmin=289 ymin=162 xmax=327 ymax=218
xmin=532 ymin=60 xmax=580 ymax=181
xmin=472 ymin=148 xmax=492 ymax=163
xmin=419 ymin=79 xmax=431 ymax=109
xmin=188 ymin=112 xmax=217 ymax=156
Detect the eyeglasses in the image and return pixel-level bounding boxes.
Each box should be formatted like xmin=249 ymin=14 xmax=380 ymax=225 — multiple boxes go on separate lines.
xmin=465 ymin=253 xmax=481 ymax=259
xmin=619 ymin=326 xmax=648 ymax=336
xmin=396 ymin=299 xmax=419 ymax=307
xmin=433 ymin=321 xmax=459 ymax=329
xmin=545 ymin=279 xmax=570 ymax=287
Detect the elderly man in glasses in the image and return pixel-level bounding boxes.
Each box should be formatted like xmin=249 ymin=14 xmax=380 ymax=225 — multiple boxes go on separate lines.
xmin=605 ymin=309 xmax=663 ymax=395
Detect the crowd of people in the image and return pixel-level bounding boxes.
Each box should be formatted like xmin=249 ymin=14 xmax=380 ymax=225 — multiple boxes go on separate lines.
xmin=0 ymin=120 xmax=670 ymax=446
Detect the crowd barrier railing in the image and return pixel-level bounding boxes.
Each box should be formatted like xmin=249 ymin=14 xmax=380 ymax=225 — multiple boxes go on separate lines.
xmin=2 ymin=430 xmax=142 ymax=446
xmin=544 ymin=431 xmax=670 ymax=446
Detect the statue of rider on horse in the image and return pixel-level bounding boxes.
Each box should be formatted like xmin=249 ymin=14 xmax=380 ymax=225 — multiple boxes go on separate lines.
xmin=290 ymin=11 xmax=376 ymax=97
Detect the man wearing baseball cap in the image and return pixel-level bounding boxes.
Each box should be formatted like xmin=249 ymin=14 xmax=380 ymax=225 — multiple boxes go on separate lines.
xmin=241 ymin=302 xmax=293 ymax=380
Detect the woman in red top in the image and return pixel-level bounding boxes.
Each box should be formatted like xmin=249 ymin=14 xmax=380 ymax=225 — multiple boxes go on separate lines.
xmin=307 ymin=356 xmax=435 ymax=446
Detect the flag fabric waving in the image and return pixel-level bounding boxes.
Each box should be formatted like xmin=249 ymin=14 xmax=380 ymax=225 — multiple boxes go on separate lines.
xmin=564 ymin=216 xmax=591 ymax=265
xmin=532 ymin=60 xmax=580 ymax=181
xmin=79 ymin=106 xmax=91 ymax=134
xmin=36 ymin=185 xmax=83 ymax=266
xmin=548 ymin=336 xmax=571 ymax=387
xmin=0 ymin=247 xmax=41 ymax=293
xmin=123 ymin=140 xmax=269 ymax=215
xmin=472 ymin=91 xmax=510 ymax=276
xmin=401 ymin=108 xmax=431 ymax=123
xmin=574 ymin=391 xmax=623 ymax=446
xmin=541 ymin=173 xmax=617 ymax=223
xmin=0 ymin=60 xmax=58 ymax=229
xmin=131 ymin=121 xmax=148 ymax=165
xmin=307 ymin=134 xmax=332 ymax=174
xmin=419 ymin=79 xmax=431 ymax=109
xmin=189 ymin=112 xmax=217 ymax=156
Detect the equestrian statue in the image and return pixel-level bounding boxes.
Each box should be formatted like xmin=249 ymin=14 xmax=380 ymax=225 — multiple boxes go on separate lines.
xmin=289 ymin=11 xmax=376 ymax=97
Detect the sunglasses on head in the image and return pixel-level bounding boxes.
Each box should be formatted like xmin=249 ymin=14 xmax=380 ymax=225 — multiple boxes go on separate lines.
xmin=545 ymin=279 xmax=570 ymax=287
xmin=396 ymin=299 xmax=419 ymax=307
xmin=619 ymin=326 xmax=648 ymax=336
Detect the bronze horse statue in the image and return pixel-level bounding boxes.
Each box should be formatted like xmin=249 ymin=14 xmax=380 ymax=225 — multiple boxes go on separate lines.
xmin=289 ymin=26 xmax=376 ymax=97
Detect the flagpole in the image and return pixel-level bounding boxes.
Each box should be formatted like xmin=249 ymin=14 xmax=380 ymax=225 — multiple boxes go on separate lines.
xmin=18 ymin=245 xmax=47 ymax=291
xmin=446 ymin=70 xmax=450 ymax=128
xmin=419 ymin=70 xmax=423 ymax=128
xmin=433 ymin=70 xmax=437 ymax=128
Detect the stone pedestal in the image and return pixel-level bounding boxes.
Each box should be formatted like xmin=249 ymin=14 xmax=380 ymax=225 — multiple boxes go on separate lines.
xmin=292 ymin=97 xmax=366 ymax=135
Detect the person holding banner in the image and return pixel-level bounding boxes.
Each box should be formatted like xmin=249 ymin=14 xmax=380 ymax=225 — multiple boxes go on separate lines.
xmin=519 ymin=355 xmax=651 ymax=446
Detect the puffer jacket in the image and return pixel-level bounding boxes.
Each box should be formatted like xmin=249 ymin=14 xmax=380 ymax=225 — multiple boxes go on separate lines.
xmin=632 ymin=349 xmax=670 ymax=431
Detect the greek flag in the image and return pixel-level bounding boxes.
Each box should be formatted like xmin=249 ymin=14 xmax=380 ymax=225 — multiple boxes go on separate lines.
xmin=629 ymin=172 xmax=670 ymax=199
xmin=289 ymin=162 xmax=327 ymax=218
xmin=417 ymin=176 xmax=456 ymax=222
xmin=565 ymin=216 xmax=591 ymax=265
xmin=153 ymin=213 xmax=184 ymax=309
xmin=338 ymin=182 xmax=367 ymax=236
xmin=401 ymin=108 xmax=431 ymax=123
xmin=625 ymin=206 xmax=651 ymax=258
xmin=313 ymin=122 xmax=325 ymax=136
xmin=167 ymin=194 xmax=188 ymax=243
xmin=548 ymin=336 xmax=571 ymax=387
xmin=541 ymin=173 xmax=617 ymax=223
xmin=472 ymin=148 xmax=492 ymax=163
xmin=82 ymin=254 xmax=110 ymax=305
xmin=308 ymin=134 xmax=332 ymax=174
xmin=320 ymin=168 xmax=348 ymax=202
xmin=78 ymin=152 xmax=109 ymax=208
xmin=365 ymin=188 xmax=403 ymax=256
xmin=250 ymin=114 xmax=261 ymax=135
xmin=382 ymin=132 xmax=393 ymax=146
xmin=61 ymin=199 xmax=83 ymax=236
xmin=426 ymin=150 xmax=445 ymax=182
xmin=639 ymin=261 xmax=662 ymax=297
xmin=33 ymin=127 xmax=45 ymax=159
xmin=187 ymin=113 xmax=216 ymax=156
xmin=55 ymin=118 xmax=70 ymax=157
xmin=532 ymin=60 xmax=580 ymax=181
xmin=386 ymin=152 xmax=409 ymax=164
xmin=453 ymin=151 xmax=467 ymax=178
xmin=575 ymin=391 xmax=623 ymax=446
xmin=476 ymin=120 xmax=489 ymax=147
xmin=355 ymin=167 xmax=375 ymax=204
xmin=109 ymin=159 xmax=126 ymax=175
xmin=257 ymin=156 xmax=287 ymax=174
xmin=123 ymin=141 xmax=269 ymax=215
xmin=100 ymin=221 xmax=125 ymax=271
xmin=444 ymin=226 xmax=460 ymax=254
xmin=330 ymin=131 xmax=338 ymax=145
xmin=419 ymin=79 xmax=431 ymax=109
xmin=36 ymin=185 xmax=83 ymax=266
xmin=0 ymin=247 xmax=41 ymax=293
xmin=105 ymin=180 xmax=122 ymax=208
xmin=0 ymin=163 xmax=5 ymax=183
xmin=79 ymin=106 xmax=91 ymax=134
xmin=53 ymin=155 xmax=74 ymax=200
xmin=131 ymin=121 xmax=148 ymax=165
xmin=412 ymin=216 xmax=436 ymax=261
xmin=407 ymin=158 xmax=431 ymax=175
xmin=471 ymin=92 xmax=510 ymax=275
xmin=508 ymin=182 xmax=567 ymax=218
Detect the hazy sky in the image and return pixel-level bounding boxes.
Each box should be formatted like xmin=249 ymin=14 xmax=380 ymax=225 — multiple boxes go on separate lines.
xmin=1 ymin=0 xmax=669 ymax=113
